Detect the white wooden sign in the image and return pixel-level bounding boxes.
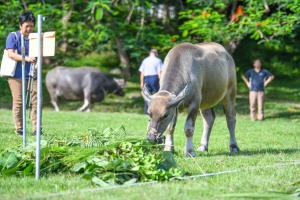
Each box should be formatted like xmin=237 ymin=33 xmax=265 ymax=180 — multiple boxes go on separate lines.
xmin=29 ymin=31 xmax=55 ymax=57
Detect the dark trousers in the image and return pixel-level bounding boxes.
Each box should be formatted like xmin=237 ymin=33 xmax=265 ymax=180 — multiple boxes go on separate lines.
xmin=144 ymin=75 xmax=159 ymax=114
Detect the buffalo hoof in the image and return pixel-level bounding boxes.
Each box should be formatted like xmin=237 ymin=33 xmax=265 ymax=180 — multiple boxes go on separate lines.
xmin=185 ymin=150 xmax=196 ymax=157
xmin=197 ymin=145 xmax=208 ymax=152
xmin=230 ymin=144 xmax=240 ymax=154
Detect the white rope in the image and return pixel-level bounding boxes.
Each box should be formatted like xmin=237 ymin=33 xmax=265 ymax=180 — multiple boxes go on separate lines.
xmin=25 ymin=160 xmax=300 ymax=199
xmin=173 ymin=161 xmax=300 ymax=180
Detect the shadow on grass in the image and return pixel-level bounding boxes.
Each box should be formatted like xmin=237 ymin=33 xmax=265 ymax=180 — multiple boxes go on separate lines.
xmin=209 ymin=148 xmax=300 ymax=157
xmin=265 ymin=111 xmax=300 ymax=120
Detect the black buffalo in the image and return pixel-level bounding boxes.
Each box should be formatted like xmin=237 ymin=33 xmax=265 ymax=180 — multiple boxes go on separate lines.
xmin=45 ymin=66 xmax=125 ymax=112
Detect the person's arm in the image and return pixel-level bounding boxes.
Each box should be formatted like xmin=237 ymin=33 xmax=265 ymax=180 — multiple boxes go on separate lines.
xmin=7 ymin=49 xmax=36 ymax=63
xmin=264 ymin=75 xmax=274 ymax=87
xmin=139 ymin=60 xmax=145 ymax=89
xmin=241 ymin=75 xmax=251 ymax=89
xmin=140 ymin=72 xmax=144 ymax=89
xmin=6 ymin=33 xmax=36 ymax=63
xmin=158 ymin=60 xmax=163 ymax=79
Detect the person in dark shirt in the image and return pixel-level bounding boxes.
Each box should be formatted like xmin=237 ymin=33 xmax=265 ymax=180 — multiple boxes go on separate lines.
xmin=242 ymin=59 xmax=274 ymax=121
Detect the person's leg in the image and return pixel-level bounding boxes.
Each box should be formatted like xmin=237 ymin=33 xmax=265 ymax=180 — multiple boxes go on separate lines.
xmin=257 ymin=91 xmax=265 ymax=120
xmin=30 ymin=80 xmax=38 ymax=132
xmin=152 ymin=75 xmax=160 ymax=93
xmin=143 ymin=76 xmax=151 ymax=114
xmin=145 ymin=76 xmax=155 ymax=94
xmin=8 ymin=78 xmax=23 ymax=133
xmin=143 ymin=75 xmax=159 ymax=114
xmin=249 ymin=91 xmax=258 ymax=120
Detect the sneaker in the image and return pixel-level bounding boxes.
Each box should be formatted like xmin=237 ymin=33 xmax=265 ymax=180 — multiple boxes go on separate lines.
xmin=257 ymin=114 xmax=264 ymax=121
xmin=15 ymin=129 xmax=23 ymax=136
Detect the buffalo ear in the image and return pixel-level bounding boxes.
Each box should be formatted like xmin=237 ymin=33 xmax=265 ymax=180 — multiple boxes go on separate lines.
xmin=141 ymin=85 xmax=152 ymax=104
xmin=168 ymin=85 xmax=190 ymax=107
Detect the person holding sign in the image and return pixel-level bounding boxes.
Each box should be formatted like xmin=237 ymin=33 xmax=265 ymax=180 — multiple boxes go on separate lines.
xmin=5 ymin=11 xmax=38 ymax=136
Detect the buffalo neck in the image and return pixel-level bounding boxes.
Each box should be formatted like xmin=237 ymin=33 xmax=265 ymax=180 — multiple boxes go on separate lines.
xmin=160 ymin=55 xmax=192 ymax=95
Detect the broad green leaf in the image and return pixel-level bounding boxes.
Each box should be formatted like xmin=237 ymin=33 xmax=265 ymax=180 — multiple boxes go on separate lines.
xmin=2 ymin=151 xmax=19 ymax=169
xmin=123 ymin=178 xmax=137 ymax=185
xmin=95 ymin=8 xmax=103 ymax=20
xmin=70 ymin=162 xmax=87 ymax=173
xmin=158 ymin=151 xmax=177 ymax=170
xmin=91 ymin=158 xmax=109 ymax=167
xmin=92 ymin=177 xmax=110 ymax=187
xmin=182 ymin=30 xmax=188 ymax=37
xmin=23 ymin=163 xmax=34 ymax=176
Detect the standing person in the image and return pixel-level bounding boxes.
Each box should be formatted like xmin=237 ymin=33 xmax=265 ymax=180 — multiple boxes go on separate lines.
xmin=139 ymin=49 xmax=163 ymax=113
xmin=242 ymin=59 xmax=274 ymax=121
xmin=6 ymin=11 xmax=38 ymax=135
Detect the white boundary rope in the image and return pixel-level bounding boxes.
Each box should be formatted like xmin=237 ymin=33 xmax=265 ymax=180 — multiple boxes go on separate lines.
xmin=24 ymin=160 xmax=300 ymax=199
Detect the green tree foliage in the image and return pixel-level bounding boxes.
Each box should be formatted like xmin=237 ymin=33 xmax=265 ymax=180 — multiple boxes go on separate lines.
xmin=179 ymin=0 xmax=300 ymax=53
xmin=0 ymin=0 xmax=299 ymax=77
xmin=0 ymin=0 xmax=181 ymax=78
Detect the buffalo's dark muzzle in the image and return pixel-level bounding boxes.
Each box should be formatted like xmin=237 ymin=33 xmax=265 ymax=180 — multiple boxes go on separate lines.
xmin=147 ymin=128 xmax=165 ymax=144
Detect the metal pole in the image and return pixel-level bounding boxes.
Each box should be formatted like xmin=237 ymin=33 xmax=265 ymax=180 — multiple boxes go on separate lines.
xmin=27 ymin=63 xmax=35 ymax=119
xmin=21 ymin=33 xmax=26 ymax=147
xmin=35 ymin=14 xmax=43 ymax=180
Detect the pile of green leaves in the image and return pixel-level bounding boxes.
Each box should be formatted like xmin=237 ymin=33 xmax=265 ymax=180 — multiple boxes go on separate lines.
xmin=0 ymin=126 xmax=186 ymax=186
xmin=49 ymin=126 xmax=127 ymax=147
xmin=71 ymin=140 xmax=184 ymax=186
xmin=0 ymin=145 xmax=68 ymax=176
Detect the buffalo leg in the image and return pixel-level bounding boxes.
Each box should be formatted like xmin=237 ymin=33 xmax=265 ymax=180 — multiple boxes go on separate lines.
xmin=77 ymin=98 xmax=91 ymax=112
xmin=184 ymin=104 xmax=199 ymax=157
xmin=198 ymin=108 xmax=215 ymax=152
xmin=77 ymin=88 xmax=91 ymax=112
xmin=51 ymin=100 xmax=59 ymax=112
xmin=49 ymin=93 xmax=59 ymax=112
xmin=164 ymin=109 xmax=178 ymax=152
xmin=223 ymin=92 xmax=239 ymax=153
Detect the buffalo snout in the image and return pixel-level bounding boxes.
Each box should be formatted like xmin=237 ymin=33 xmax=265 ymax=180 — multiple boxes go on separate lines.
xmin=147 ymin=128 xmax=165 ymax=144
xmin=115 ymin=88 xmax=125 ymax=96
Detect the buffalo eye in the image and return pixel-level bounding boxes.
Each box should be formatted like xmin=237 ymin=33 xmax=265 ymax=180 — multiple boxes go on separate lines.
xmin=160 ymin=114 xmax=168 ymax=120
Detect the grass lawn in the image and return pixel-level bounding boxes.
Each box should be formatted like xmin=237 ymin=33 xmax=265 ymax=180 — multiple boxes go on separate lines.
xmin=0 ymin=95 xmax=299 ymax=200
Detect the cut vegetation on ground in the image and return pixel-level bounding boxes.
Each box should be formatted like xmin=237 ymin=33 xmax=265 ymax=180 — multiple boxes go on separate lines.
xmin=0 ymin=96 xmax=299 ymax=199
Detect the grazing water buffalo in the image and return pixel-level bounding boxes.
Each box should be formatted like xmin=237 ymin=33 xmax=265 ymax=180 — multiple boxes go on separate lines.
xmin=46 ymin=66 xmax=124 ymax=112
xmin=142 ymin=42 xmax=239 ymax=156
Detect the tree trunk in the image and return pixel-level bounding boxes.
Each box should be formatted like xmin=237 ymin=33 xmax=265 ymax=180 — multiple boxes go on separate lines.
xmin=225 ymin=39 xmax=241 ymax=54
xmin=115 ymin=38 xmax=130 ymax=81
xmin=20 ymin=0 xmax=28 ymax=10
xmin=60 ymin=0 xmax=74 ymax=53
xmin=178 ymin=0 xmax=184 ymax=9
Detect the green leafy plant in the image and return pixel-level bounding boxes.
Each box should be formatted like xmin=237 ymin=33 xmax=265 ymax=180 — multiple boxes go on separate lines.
xmin=0 ymin=126 xmax=186 ymax=187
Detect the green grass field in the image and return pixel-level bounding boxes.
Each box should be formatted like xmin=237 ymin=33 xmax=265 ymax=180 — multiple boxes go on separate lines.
xmin=0 ymin=94 xmax=299 ymax=199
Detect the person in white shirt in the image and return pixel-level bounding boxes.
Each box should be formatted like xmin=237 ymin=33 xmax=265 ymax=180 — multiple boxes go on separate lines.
xmin=139 ymin=49 xmax=163 ymax=113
